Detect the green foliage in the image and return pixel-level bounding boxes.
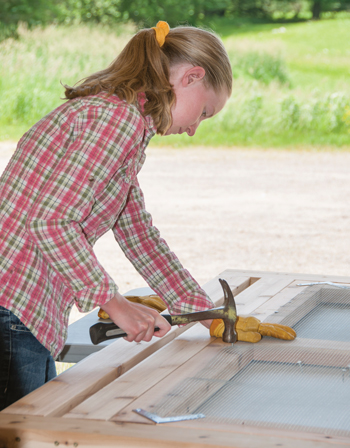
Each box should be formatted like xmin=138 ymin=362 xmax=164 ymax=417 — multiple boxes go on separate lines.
xmin=119 ymin=0 xmax=193 ymax=26
xmin=0 ymin=0 xmax=61 ymax=39
xmin=0 ymin=23 xmax=133 ymax=139
xmin=35 ymin=0 xmax=234 ymax=27
xmin=1 ymin=18 xmax=350 ymax=148
xmin=155 ymin=90 xmax=350 ymax=147
xmin=58 ymin=0 xmax=125 ymax=24
xmin=228 ymin=0 xmax=350 ymax=20
xmin=0 ymin=0 xmax=59 ymax=26
xmin=0 ymin=22 xmax=18 ymax=41
xmin=279 ymin=93 xmax=349 ymax=132
xmin=310 ymin=0 xmax=350 ymax=19
xmin=232 ymin=51 xmax=290 ymax=84
xmin=1 ymin=0 xmax=350 ymax=43
xmin=59 ymin=0 xmax=232 ymax=27
xmin=229 ymin=0 xmax=303 ymax=19
xmin=280 ymin=96 xmax=300 ymax=128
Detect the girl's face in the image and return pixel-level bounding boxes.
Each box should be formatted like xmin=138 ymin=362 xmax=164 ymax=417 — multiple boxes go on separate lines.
xmin=164 ymin=64 xmax=229 ymax=137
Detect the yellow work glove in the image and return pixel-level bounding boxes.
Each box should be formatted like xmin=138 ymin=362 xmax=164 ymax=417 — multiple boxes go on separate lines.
xmin=98 ymin=294 xmax=167 ymax=319
xmin=210 ymin=316 xmax=296 ymax=342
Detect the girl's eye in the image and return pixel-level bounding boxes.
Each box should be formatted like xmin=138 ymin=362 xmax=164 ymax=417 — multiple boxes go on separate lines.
xmin=201 ymin=111 xmax=207 ymax=117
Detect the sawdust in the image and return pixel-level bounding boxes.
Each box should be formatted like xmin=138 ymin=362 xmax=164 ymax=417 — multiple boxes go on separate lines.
xmin=1 ymin=141 xmax=350 ymax=324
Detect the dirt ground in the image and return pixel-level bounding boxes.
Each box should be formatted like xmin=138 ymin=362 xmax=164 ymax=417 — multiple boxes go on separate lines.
xmin=1 ymin=141 xmax=350 ymax=324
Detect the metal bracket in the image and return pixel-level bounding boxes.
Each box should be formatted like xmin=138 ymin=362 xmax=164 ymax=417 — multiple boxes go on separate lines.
xmin=132 ymin=408 xmax=205 ymax=424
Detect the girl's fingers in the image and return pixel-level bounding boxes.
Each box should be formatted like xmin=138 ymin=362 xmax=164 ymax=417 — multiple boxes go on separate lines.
xmin=102 ymin=294 xmax=172 ymax=343
xmin=153 ymin=314 xmax=172 ymax=338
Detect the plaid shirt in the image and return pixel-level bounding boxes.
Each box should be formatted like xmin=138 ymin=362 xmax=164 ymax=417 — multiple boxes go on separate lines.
xmin=0 ymin=93 xmax=214 ymax=358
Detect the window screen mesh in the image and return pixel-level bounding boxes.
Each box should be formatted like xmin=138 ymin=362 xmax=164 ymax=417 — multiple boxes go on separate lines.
xmin=149 ymin=285 xmax=350 ymax=437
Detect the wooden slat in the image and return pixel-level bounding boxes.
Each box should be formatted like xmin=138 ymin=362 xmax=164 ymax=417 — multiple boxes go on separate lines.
xmin=3 ymin=270 xmax=350 ymax=447
xmin=3 ymin=274 xmax=252 ymax=419
xmin=64 ymin=325 xmax=214 ymax=420
xmin=100 ymin=336 xmax=350 ymax=425
xmin=3 ymin=328 xmax=187 ymax=418
xmin=221 ymin=269 xmax=350 ymax=283
xmin=2 ymin=413 xmax=350 ymax=448
xmin=202 ymin=273 xmax=253 ymax=305
xmin=64 ymin=274 xmax=262 ymax=421
xmin=233 ymin=275 xmax=294 ymax=315
xmin=252 ymin=337 xmax=350 ymax=367
xmin=253 ymin=281 xmax=311 ymax=322
xmin=109 ymin=340 xmax=254 ymax=424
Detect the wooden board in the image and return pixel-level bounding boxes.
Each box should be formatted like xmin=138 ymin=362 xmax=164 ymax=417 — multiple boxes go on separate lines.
xmin=1 ymin=269 xmax=350 ymax=448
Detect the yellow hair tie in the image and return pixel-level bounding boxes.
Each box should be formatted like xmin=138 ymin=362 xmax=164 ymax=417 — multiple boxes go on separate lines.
xmin=152 ymin=21 xmax=170 ymax=47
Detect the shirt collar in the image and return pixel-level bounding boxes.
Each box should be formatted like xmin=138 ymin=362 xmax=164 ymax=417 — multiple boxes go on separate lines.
xmin=137 ymin=93 xmax=157 ymax=136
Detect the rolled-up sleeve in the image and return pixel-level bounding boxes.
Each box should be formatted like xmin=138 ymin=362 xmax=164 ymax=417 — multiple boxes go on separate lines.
xmin=113 ymin=179 xmax=214 ymax=314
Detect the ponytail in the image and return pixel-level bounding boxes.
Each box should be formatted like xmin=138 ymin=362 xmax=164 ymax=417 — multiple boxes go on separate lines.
xmin=64 ymin=25 xmax=232 ymax=135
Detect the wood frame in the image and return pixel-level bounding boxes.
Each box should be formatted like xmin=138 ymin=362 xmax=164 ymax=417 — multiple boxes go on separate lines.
xmin=1 ymin=269 xmax=350 ymax=448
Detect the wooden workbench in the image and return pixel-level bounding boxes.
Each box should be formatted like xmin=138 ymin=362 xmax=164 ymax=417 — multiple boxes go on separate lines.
xmin=1 ymin=269 xmax=350 ymax=448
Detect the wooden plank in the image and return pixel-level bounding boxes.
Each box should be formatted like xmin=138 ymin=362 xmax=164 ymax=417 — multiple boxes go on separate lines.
xmin=173 ymin=419 xmax=350 ymax=443
xmin=263 ymin=283 xmax=327 ymax=326
xmin=3 ymin=274 xmax=251 ymax=419
xmin=2 ymin=271 xmax=350 ymax=448
xmin=107 ymin=336 xmax=350 ymax=425
xmin=3 ymin=324 xmax=198 ymax=418
xmin=1 ymin=412 xmax=350 ymax=448
xmin=5 ymin=271 xmax=339 ymax=420
xmin=232 ymin=276 xmax=294 ymax=316
xmin=63 ymin=275 xmax=258 ymax=421
xmin=64 ymin=325 xmax=214 ymax=420
xmin=220 ymin=269 xmax=350 ymax=283
xmin=253 ymin=281 xmax=311 ymax=322
xmin=202 ymin=273 xmax=253 ymax=305
xmin=109 ymin=340 xmax=254 ymax=424
xmin=252 ymin=337 xmax=350 ymax=368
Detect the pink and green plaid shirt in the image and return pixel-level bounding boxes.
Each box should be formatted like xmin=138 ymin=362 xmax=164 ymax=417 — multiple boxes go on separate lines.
xmin=0 ymin=93 xmax=214 ymax=358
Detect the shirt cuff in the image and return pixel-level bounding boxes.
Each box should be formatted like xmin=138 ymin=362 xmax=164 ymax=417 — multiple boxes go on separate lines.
xmin=73 ymin=274 xmax=119 ymax=313
xmin=167 ymin=290 xmax=214 ymax=315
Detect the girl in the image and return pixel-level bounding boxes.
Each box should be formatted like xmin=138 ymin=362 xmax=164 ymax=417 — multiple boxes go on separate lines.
xmin=0 ymin=21 xmax=232 ymax=410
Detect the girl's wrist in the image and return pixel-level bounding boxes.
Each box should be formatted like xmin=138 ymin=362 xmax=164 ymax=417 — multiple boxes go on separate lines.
xmin=100 ymin=292 xmax=125 ymax=314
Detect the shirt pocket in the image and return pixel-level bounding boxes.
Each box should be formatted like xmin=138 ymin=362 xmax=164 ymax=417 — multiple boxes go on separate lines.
xmin=117 ymin=160 xmax=136 ymax=188
xmin=10 ymin=321 xmax=31 ymax=333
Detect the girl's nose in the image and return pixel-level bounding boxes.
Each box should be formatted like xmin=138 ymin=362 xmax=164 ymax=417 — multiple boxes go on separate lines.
xmin=186 ymin=121 xmax=200 ymax=137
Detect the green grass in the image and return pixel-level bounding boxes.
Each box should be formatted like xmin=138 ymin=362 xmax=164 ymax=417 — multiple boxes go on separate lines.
xmin=157 ymin=16 xmax=350 ymax=148
xmin=1 ymin=17 xmax=350 ymax=148
xmin=0 ymin=23 xmax=135 ymax=140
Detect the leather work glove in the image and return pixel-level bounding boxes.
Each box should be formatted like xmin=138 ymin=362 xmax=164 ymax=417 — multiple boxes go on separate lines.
xmin=210 ymin=316 xmax=296 ymax=342
xmin=98 ymin=294 xmax=167 ymax=319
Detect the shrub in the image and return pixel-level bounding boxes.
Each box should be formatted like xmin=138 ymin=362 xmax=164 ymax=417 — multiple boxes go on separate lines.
xmin=232 ymin=50 xmax=290 ymax=85
xmin=280 ymin=96 xmax=300 ymax=129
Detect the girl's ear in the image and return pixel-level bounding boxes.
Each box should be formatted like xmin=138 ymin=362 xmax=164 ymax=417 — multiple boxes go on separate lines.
xmin=182 ymin=66 xmax=206 ymax=87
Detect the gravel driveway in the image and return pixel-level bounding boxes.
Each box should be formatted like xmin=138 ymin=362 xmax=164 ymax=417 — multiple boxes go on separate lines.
xmin=1 ymin=142 xmax=350 ymax=323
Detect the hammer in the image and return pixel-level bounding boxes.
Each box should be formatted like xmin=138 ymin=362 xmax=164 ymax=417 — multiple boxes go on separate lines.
xmin=89 ymin=278 xmax=237 ymax=345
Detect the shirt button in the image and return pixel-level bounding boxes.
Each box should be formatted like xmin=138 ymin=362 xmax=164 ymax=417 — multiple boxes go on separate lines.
xmin=88 ymin=175 xmax=95 ymax=182
xmin=125 ymin=177 xmax=130 ymax=184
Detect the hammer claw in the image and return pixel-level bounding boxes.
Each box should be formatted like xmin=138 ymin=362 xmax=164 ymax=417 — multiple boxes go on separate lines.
xmin=218 ymin=278 xmax=238 ymax=343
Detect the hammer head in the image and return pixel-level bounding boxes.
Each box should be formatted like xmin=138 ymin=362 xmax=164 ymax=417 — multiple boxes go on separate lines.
xmin=219 ymin=278 xmax=238 ymax=343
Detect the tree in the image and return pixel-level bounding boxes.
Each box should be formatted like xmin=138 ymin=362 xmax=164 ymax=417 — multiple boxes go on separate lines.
xmin=0 ymin=0 xmax=61 ymax=40
xmin=310 ymin=0 xmax=350 ymax=19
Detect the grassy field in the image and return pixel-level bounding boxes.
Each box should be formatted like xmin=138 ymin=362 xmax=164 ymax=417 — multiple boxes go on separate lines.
xmin=0 ymin=17 xmax=349 ymax=148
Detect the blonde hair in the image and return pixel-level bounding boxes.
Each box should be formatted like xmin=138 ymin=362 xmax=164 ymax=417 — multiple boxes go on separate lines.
xmin=64 ymin=26 xmax=232 ymax=135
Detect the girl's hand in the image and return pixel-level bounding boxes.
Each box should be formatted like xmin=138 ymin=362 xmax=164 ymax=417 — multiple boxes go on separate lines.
xmin=100 ymin=292 xmax=171 ymax=343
